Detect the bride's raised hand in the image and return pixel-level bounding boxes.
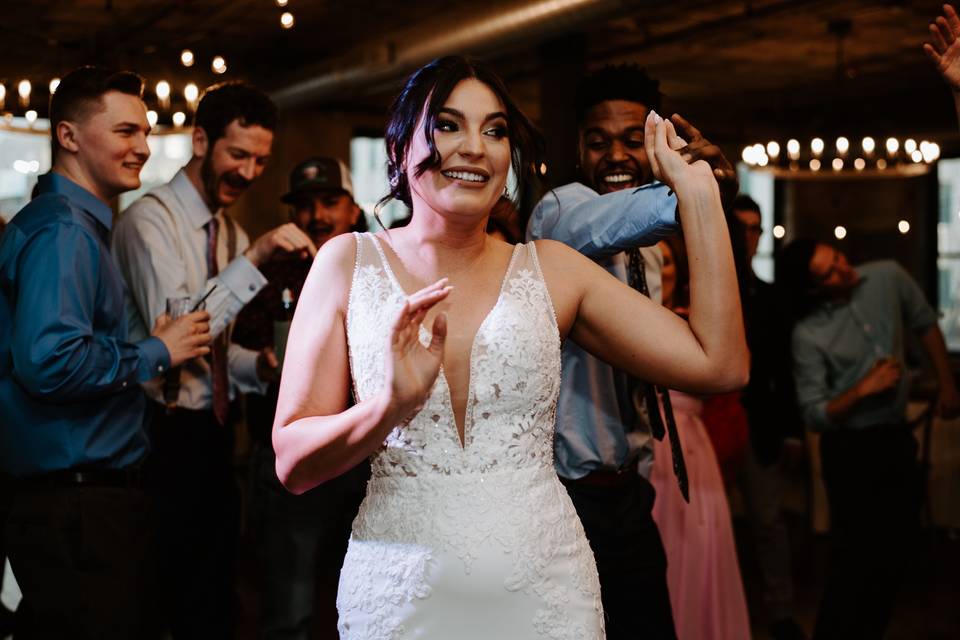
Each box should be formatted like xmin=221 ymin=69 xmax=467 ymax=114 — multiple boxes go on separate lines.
xmin=383 ymin=278 xmax=452 ymax=422
xmin=644 ymin=110 xmax=716 ymax=195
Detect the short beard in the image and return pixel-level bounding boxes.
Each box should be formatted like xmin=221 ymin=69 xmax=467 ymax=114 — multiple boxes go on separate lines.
xmin=200 ymin=153 xmax=222 ymax=210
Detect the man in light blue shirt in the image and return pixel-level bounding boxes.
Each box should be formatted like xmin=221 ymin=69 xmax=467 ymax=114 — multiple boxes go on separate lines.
xmin=527 ymin=64 xmax=736 ymax=640
xmin=780 ymin=239 xmax=959 ymax=639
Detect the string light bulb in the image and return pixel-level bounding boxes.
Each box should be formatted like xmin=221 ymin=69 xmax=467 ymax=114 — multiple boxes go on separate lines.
xmin=211 ymin=56 xmax=227 ymax=74
xmin=809 ymin=158 xmax=821 ymax=171
xmin=904 ymin=139 xmax=917 ymax=154
xmin=147 ymin=110 xmax=158 ymax=127
xmin=811 ymin=137 xmax=824 ymax=156
xmin=898 ymin=220 xmax=910 ymax=234
xmin=280 ymin=12 xmax=295 ymax=28
xmin=25 ymin=109 xmax=37 ymax=124
xmin=886 ymin=137 xmax=899 ymax=155
xmin=17 ymin=79 xmax=31 ymax=107
xmin=834 ymin=225 xmax=847 ymax=240
xmin=181 ymin=49 xmax=195 ymax=67
xmin=276 ymin=0 xmax=288 ymax=6
xmin=773 ymin=225 xmax=786 ymax=239
xmin=0 ymin=84 xmax=6 ymax=110
xmin=172 ymin=111 xmax=186 ymax=127
xmin=766 ymin=141 xmax=780 ymax=158
xmin=156 ymin=81 xmax=170 ymax=100
xmin=854 ymin=158 xmax=866 ymax=171
xmin=184 ymin=83 xmax=199 ymax=110
xmin=836 ymin=136 xmax=849 ymax=154
xmin=49 ymin=78 xmax=60 ymax=94
xmin=832 ymin=158 xmax=844 ymax=171
xmin=862 ymin=136 xmax=875 ymax=154
xmin=787 ymin=139 xmax=800 ymax=159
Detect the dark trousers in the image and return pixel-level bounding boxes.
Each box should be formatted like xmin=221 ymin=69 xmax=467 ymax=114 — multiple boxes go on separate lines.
xmin=4 ymin=483 xmax=157 ymax=639
xmin=249 ymin=446 xmax=368 ymax=640
xmin=147 ymin=404 xmax=239 ymax=639
xmin=563 ymin=473 xmax=677 ymax=640
xmin=814 ymin=425 xmax=921 ymax=640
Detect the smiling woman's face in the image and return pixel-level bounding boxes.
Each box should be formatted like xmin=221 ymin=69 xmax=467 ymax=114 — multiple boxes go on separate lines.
xmin=406 ymin=78 xmax=512 ymax=221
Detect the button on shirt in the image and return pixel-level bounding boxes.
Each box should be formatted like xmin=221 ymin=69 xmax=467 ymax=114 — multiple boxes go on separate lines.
xmin=112 ymin=169 xmax=267 ymax=410
xmin=792 ymin=260 xmax=938 ymax=431
xmin=0 ymin=172 xmax=171 ymax=476
xmin=527 ymin=181 xmax=678 ymax=479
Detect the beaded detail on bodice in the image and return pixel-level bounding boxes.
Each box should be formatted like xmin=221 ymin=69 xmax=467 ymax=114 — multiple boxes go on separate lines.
xmin=346 ymin=232 xmax=561 ymax=479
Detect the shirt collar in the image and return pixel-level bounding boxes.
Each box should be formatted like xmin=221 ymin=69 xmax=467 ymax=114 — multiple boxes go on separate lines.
xmin=38 ymin=172 xmax=114 ymax=231
xmin=170 ymin=168 xmax=221 ymax=229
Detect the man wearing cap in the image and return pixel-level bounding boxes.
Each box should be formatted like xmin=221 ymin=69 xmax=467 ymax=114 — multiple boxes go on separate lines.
xmin=232 ymin=156 xmax=367 ymax=640
xmin=112 ymin=82 xmax=316 ymax=637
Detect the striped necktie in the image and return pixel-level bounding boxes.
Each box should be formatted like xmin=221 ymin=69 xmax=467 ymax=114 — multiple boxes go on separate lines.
xmin=626 ymin=247 xmax=689 ymax=502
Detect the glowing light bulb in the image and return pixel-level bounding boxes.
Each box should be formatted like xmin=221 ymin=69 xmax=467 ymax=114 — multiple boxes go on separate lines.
xmin=877 ymin=158 xmax=888 ymax=170
xmin=155 ymin=81 xmax=170 ymax=100
xmin=25 ymin=110 xmax=37 ymax=123
xmin=49 ymin=78 xmax=60 ymax=94
xmin=811 ymin=138 xmax=824 ymax=156
xmin=212 ymin=56 xmax=227 ymax=74
xmin=854 ymin=158 xmax=866 ymax=171
xmin=280 ymin=12 xmax=295 ymax=28
xmin=742 ymin=146 xmax=756 ymax=165
xmin=787 ymin=139 xmax=800 ymax=158
xmin=834 ymin=225 xmax=847 ymax=240
xmin=0 ymin=84 xmax=5 ymax=107
xmin=832 ymin=158 xmax=844 ymax=171
xmin=773 ymin=225 xmax=786 ymax=239
xmin=862 ymin=136 xmax=875 ymax=154
xmin=905 ymin=139 xmax=917 ymax=154
xmin=766 ymin=141 xmax=780 ymax=158
xmin=929 ymin=143 xmax=941 ymax=162
xmin=172 ymin=111 xmax=186 ymax=127
xmin=756 ymin=153 xmax=769 ymax=167
xmin=276 ymin=0 xmax=288 ymax=6
xmin=886 ymin=137 xmax=899 ymax=154
xmin=911 ymin=150 xmax=923 ymax=163
xmin=181 ymin=49 xmax=195 ymax=67
xmin=836 ymin=136 xmax=849 ymax=154
xmin=184 ymin=83 xmax=199 ymax=103
xmin=17 ymin=80 xmax=30 ymax=99
xmin=147 ymin=110 xmax=158 ymax=127
xmin=809 ymin=159 xmax=821 ymax=171
xmin=898 ymin=220 xmax=910 ymax=234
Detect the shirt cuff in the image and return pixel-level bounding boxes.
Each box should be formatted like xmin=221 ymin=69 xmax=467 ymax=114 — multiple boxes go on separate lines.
xmin=136 ymin=336 xmax=172 ymax=383
xmin=230 ymin=345 xmax=268 ymax=396
xmin=220 ymin=255 xmax=268 ymax=305
xmin=804 ymin=401 xmax=833 ymax=432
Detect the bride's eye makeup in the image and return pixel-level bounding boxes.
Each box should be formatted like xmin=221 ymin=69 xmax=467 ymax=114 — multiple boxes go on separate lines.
xmin=435 ymin=118 xmax=458 ymax=133
xmin=484 ymin=122 xmax=508 ymax=139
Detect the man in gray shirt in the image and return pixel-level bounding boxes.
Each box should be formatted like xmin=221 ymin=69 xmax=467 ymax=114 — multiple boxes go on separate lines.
xmin=779 ymin=239 xmax=960 ymax=639
xmin=527 ymin=64 xmax=736 ymax=640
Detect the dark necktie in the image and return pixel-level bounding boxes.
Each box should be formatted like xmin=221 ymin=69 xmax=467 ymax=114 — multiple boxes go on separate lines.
xmin=626 ymin=248 xmax=690 ymax=503
xmin=206 ymin=217 xmax=230 ymax=426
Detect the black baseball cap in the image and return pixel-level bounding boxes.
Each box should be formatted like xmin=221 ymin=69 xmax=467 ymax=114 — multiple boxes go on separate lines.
xmin=281 ymin=157 xmax=354 ymax=204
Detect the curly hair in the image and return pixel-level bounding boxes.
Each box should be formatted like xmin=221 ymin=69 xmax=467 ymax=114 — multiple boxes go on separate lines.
xmin=575 ymin=64 xmax=663 ymax=125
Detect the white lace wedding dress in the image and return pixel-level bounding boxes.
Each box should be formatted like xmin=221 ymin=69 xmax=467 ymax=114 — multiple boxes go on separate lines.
xmin=337 ymin=232 xmax=604 ymax=639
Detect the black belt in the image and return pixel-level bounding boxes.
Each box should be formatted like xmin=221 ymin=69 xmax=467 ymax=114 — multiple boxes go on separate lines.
xmin=17 ymin=466 xmax=144 ymax=489
xmin=562 ymin=466 xmax=639 ymax=488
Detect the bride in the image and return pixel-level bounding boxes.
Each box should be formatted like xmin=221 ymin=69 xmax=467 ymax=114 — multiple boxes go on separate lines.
xmin=273 ymin=56 xmax=747 ymax=639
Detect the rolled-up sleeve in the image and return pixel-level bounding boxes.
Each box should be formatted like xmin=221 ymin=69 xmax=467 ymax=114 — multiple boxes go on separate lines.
xmin=791 ymin=326 xmax=832 ymax=431
xmin=12 ymin=224 xmax=170 ymax=401
xmin=527 ymin=182 xmax=677 ymax=257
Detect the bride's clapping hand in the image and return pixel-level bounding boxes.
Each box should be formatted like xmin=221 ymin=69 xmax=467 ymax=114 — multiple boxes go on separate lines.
xmin=383 ymin=278 xmax=452 ymax=422
xmin=644 ymin=110 xmax=717 ymax=195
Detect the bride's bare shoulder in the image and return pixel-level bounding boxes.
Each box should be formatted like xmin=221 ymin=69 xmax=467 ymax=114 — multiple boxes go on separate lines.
xmin=302 ymin=232 xmax=359 ymax=305
xmin=531 ymin=238 xmax=593 ymax=273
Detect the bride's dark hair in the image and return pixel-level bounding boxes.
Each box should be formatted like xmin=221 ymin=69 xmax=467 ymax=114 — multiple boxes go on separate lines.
xmin=378 ymin=56 xmax=544 ymax=217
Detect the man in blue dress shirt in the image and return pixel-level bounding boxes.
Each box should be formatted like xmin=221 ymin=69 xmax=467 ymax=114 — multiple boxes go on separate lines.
xmin=528 ymin=65 xmax=736 ymax=639
xmin=780 ymin=239 xmax=960 ymax=639
xmin=0 ymin=67 xmax=211 ymax=638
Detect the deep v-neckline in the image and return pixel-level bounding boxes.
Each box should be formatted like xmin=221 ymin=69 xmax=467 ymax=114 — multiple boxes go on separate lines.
xmin=369 ymin=233 xmax=521 ymax=450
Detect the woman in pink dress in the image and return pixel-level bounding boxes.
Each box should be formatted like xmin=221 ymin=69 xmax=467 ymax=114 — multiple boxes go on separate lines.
xmin=651 ymin=235 xmax=752 ymax=640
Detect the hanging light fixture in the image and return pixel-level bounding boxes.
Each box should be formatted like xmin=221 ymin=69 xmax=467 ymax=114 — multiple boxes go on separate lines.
xmin=740 ymin=133 xmax=940 ymax=174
